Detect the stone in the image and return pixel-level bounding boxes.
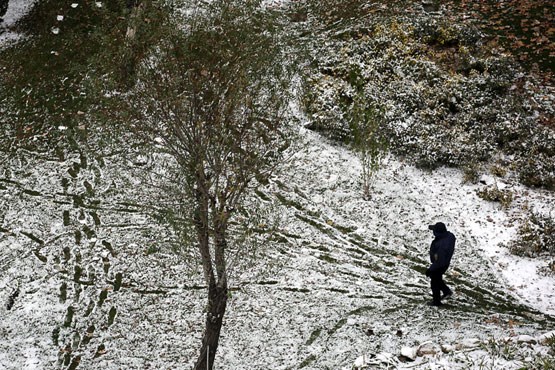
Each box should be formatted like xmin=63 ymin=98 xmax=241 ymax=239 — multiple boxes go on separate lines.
xmin=352 ymin=355 xmax=369 ymax=369
xmin=417 ymin=342 xmax=440 ymax=356
xmin=516 ymin=335 xmax=537 ymax=344
xmin=479 ymin=175 xmax=495 ymax=186
xmin=400 ymin=346 xmax=417 ymax=360
xmin=459 ymin=338 xmax=481 ymax=349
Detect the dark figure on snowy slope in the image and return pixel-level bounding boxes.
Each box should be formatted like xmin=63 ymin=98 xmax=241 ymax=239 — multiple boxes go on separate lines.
xmin=426 ymin=222 xmax=455 ymax=306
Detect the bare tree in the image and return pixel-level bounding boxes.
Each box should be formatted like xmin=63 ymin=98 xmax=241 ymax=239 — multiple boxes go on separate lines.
xmin=127 ymin=1 xmax=295 ymax=368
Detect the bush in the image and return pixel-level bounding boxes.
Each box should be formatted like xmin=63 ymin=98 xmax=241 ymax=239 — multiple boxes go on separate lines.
xmin=302 ymin=0 xmax=370 ymax=25
xmin=462 ymin=163 xmax=481 ymax=184
xmin=347 ymin=93 xmax=388 ymax=199
xmin=518 ymin=152 xmax=555 ymax=190
xmin=412 ymin=18 xmax=481 ymax=48
xmin=509 ymin=212 xmax=555 ymax=258
xmin=476 ymin=186 xmax=513 ymax=209
xmin=302 ymin=6 xmax=555 ymax=190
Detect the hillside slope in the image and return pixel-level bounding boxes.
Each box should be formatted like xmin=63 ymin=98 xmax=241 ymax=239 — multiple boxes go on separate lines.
xmin=1 ymin=127 xmax=555 ymax=369
xmin=1 ymin=0 xmax=555 ymax=369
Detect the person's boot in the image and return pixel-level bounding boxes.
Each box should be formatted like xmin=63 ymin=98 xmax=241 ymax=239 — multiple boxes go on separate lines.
xmin=440 ymin=290 xmax=453 ymax=301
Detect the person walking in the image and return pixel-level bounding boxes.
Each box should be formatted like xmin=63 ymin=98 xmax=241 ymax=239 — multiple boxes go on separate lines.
xmin=426 ymin=222 xmax=455 ymax=306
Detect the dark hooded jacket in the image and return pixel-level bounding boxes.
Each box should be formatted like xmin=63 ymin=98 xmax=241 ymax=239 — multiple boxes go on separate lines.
xmin=429 ymin=229 xmax=456 ymax=273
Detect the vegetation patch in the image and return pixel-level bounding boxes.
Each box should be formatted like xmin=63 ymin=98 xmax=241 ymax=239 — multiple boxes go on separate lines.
xmin=328 ymin=318 xmax=347 ymax=336
xmin=0 ymin=0 xmax=171 ymax=153
xmin=318 ymin=254 xmax=338 ymax=264
xmin=306 ymin=328 xmax=322 ymax=346
xmin=275 ymin=193 xmax=304 ymax=211
xmin=476 ymin=186 xmax=514 ymax=209
xmin=442 ymin=0 xmax=554 ymax=80
xmin=509 ymin=212 xmax=555 ymax=258
xmin=300 ymin=2 xmax=555 ymax=189
xmin=298 ymin=354 xmax=317 ymax=368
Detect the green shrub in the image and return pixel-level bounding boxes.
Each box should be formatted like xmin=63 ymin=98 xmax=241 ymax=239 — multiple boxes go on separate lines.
xmin=518 ymin=153 xmax=555 ymax=191
xmin=412 ymin=18 xmax=481 ymax=48
xmin=346 ymin=93 xmax=388 ymax=200
xmin=462 ymin=163 xmax=481 ymax=184
xmin=509 ymin=212 xmax=555 ymax=258
xmin=526 ymin=356 xmax=555 ymax=370
xmin=490 ymin=164 xmax=507 ymax=178
xmin=476 ymin=186 xmax=513 ymax=209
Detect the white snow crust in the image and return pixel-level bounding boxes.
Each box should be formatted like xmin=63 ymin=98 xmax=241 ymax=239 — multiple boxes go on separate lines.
xmin=1 ymin=127 xmax=554 ymax=369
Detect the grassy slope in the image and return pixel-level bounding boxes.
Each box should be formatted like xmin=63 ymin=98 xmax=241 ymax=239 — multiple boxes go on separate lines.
xmin=1 ymin=127 xmax=554 ymax=369
xmin=0 ymin=0 xmax=169 ymax=154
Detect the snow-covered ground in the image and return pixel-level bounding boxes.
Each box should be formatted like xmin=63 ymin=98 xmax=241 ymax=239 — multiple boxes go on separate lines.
xmin=0 ymin=0 xmax=35 ymax=47
xmin=286 ymin=128 xmax=555 ymax=317
xmin=1 ymin=1 xmax=554 ymax=368
xmin=1 ymin=127 xmax=554 ymax=369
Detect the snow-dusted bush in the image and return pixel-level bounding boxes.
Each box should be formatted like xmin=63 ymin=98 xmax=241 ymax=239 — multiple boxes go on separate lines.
xmin=302 ymin=9 xmax=555 ymax=188
xmin=301 ymin=0 xmax=370 ymax=25
xmin=517 ymin=148 xmax=555 ymax=190
xmin=347 ymin=92 xmax=388 ymax=200
xmin=509 ymin=212 xmax=555 ymax=258
xmin=476 ymin=186 xmax=513 ymax=209
xmin=412 ymin=17 xmax=481 ymax=48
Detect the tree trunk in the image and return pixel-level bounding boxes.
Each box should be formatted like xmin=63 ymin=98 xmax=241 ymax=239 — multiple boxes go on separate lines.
xmin=121 ymin=0 xmax=144 ymax=87
xmin=194 ymin=281 xmax=228 ymax=370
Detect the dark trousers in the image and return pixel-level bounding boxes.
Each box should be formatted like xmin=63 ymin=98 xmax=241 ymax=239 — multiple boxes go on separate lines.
xmin=430 ymin=268 xmax=451 ymax=304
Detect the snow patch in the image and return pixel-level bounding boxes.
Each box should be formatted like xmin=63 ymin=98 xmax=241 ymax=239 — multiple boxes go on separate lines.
xmin=0 ymin=0 xmax=36 ymax=48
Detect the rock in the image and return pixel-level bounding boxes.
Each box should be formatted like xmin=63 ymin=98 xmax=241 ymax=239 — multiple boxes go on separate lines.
xmin=375 ymin=352 xmax=397 ymax=365
xmin=479 ymin=175 xmax=495 ymax=185
xmin=441 ymin=344 xmax=456 ymax=353
xmin=417 ymin=342 xmax=440 ymax=356
xmin=354 ymin=353 xmax=398 ymax=367
xmin=458 ymin=338 xmax=481 ymax=349
xmin=400 ymin=346 xmax=417 ymax=361
xmin=352 ymin=355 xmax=369 ymax=369
xmin=515 ymin=335 xmax=537 ymax=344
